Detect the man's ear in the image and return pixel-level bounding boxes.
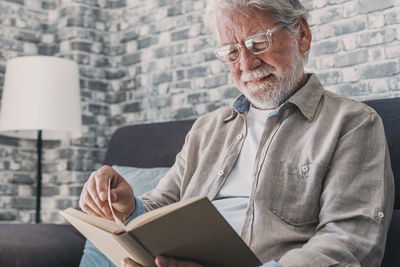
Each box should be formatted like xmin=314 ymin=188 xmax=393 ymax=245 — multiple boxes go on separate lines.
xmin=297 ymin=17 xmax=311 ymax=54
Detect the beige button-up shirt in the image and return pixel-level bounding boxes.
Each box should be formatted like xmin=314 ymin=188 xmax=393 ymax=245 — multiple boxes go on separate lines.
xmin=140 ymin=74 xmax=394 ymax=267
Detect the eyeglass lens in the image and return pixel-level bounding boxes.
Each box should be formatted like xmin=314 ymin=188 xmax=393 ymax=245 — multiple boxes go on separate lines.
xmin=216 ymin=33 xmax=271 ymax=63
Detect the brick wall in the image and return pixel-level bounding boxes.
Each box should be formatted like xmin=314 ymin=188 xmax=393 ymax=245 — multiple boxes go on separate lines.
xmin=0 ymin=0 xmax=399 ymax=223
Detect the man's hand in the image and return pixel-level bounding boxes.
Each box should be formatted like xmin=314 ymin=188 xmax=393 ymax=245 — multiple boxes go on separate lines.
xmin=79 ymin=165 xmax=135 ymax=223
xmin=121 ymin=256 xmax=204 ymax=267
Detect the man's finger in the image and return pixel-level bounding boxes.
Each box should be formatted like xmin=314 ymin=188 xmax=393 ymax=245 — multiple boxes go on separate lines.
xmin=155 ymin=256 xmax=204 ymax=267
xmin=79 ymin=183 xmax=98 ymax=215
xmin=86 ymin=176 xmax=105 ymax=210
xmin=79 ymin=196 xmax=98 ymax=216
xmin=94 ymin=167 xmax=113 ymax=201
xmin=121 ymin=257 xmax=142 ymax=267
xmin=82 ymin=189 xmax=109 ymax=218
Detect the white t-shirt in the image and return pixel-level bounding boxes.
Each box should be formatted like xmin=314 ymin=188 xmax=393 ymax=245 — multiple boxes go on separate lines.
xmin=213 ymin=105 xmax=274 ymax=234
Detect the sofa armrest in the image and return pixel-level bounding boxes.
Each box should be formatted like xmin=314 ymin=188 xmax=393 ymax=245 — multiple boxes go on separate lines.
xmin=0 ymin=224 xmax=85 ymax=267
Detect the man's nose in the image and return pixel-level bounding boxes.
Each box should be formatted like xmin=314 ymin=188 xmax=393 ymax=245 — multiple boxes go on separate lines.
xmin=239 ymin=47 xmax=261 ymax=72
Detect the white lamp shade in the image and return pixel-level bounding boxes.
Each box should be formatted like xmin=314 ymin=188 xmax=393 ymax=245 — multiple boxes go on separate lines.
xmin=0 ymin=56 xmax=82 ymax=140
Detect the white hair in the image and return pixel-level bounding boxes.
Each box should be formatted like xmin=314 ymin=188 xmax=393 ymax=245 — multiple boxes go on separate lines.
xmin=204 ymin=0 xmax=311 ymax=61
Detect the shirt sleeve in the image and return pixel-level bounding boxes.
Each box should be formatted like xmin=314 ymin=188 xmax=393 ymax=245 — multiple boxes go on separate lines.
xmin=124 ymin=196 xmax=147 ymax=225
xmin=260 ymin=261 xmax=281 ymax=267
xmin=278 ymin=112 xmax=394 ymax=266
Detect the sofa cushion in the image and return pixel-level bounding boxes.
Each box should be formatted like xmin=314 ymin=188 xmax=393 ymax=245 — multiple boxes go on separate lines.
xmin=363 ymin=98 xmax=400 ymax=209
xmin=0 ymin=224 xmax=85 ymax=267
xmin=381 ymin=209 xmax=400 ymax=267
xmin=112 ymin=165 xmax=169 ymax=197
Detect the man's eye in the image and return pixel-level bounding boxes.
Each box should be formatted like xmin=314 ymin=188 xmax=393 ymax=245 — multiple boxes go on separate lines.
xmin=249 ymin=41 xmax=268 ymax=51
xmin=228 ymin=49 xmax=238 ymax=56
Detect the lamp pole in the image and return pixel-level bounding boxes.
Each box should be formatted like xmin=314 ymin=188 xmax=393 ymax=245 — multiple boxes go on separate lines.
xmin=36 ymin=130 xmax=42 ymax=223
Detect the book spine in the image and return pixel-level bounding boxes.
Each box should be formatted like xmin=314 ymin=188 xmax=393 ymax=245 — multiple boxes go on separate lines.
xmin=114 ymin=232 xmax=155 ymax=267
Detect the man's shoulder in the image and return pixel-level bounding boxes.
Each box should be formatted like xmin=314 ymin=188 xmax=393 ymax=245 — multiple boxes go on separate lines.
xmin=318 ymin=89 xmax=383 ymax=134
xmin=321 ymin=89 xmax=377 ymax=117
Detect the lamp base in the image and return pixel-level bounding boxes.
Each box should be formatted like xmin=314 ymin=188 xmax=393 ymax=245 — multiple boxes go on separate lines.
xmin=36 ymin=130 xmax=42 ymax=224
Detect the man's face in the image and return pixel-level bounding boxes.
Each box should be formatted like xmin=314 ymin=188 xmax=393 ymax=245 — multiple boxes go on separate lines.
xmin=217 ymin=8 xmax=310 ymax=109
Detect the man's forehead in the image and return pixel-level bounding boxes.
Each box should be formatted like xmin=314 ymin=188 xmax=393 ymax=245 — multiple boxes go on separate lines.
xmin=217 ymin=8 xmax=275 ymax=43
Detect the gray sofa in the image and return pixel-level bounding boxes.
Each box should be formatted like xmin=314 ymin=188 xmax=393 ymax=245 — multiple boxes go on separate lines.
xmin=0 ymin=98 xmax=399 ymax=267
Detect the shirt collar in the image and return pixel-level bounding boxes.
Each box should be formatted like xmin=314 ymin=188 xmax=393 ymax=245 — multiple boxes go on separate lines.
xmin=287 ymin=73 xmax=323 ymax=122
xmin=224 ymin=73 xmax=323 ymax=122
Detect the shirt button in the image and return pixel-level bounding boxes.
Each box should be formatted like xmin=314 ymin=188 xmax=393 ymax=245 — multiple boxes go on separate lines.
xmin=236 ymin=134 xmax=243 ymax=141
xmin=301 ymin=165 xmax=309 ymax=172
xmin=378 ymin=211 xmax=384 ymax=218
xmin=218 ymin=170 xmax=224 ymax=176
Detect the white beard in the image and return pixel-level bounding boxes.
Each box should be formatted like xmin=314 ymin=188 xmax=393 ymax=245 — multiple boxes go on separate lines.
xmin=237 ymin=42 xmax=305 ymax=109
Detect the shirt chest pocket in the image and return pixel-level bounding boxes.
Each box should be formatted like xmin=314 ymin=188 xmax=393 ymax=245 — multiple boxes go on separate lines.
xmin=269 ymin=161 xmax=326 ymax=227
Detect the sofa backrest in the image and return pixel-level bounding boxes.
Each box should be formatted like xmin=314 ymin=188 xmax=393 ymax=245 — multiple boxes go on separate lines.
xmin=104 ymin=119 xmax=195 ymax=168
xmin=364 ymin=97 xmax=400 ymax=209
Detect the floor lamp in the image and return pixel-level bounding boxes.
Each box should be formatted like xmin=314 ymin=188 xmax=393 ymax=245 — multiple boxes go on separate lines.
xmin=0 ymin=56 xmax=82 ymax=223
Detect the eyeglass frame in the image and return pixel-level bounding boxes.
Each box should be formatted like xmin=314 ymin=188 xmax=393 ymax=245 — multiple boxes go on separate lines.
xmin=214 ymin=25 xmax=283 ymax=64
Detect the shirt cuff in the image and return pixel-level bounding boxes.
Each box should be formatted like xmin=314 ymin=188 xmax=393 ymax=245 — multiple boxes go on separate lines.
xmin=260 ymin=261 xmax=281 ymax=267
xmin=124 ymin=196 xmax=146 ymax=225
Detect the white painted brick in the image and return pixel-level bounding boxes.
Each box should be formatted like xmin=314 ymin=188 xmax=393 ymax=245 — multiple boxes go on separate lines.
xmin=19 ymin=212 xmax=32 ymax=223
xmin=311 ymin=0 xmax=329 ymax=9
xmin=18 ymin=185 xmax=32 ymax=197
xmin=396 ymin=27 xmax=400 ymax=40
xmin=385 ymin=42 xmax=400 ymax=58
xmin=158 ymin=83 xmax=169 ymax=94
xmin=60 ymin=41 xmax=70 ymax=53
xmin=126 ymin=40 xmax=137 ymax=53
xmin=110 ymin=105 xmax=122 ymax=116
xmin=159 ymin=31 xmax=170 ymax=43
xmin=23 ymin=42 xmax=37 ymax=54
xmin=193 ymin=0 xmax=205 ymax=10
xmin=358 ymin=0 xmax=396 ymax=13
xmin=110 ymin=81 xmax=120 ymax=91
xmin=60 ymin=185 xmax=69 ymax=196
xmin=367 ymin=47 xmax=386 ymax=61
xmin=342 ymin=35 xmax=359 ymax=50
xmin=342 ymin=1 xmax=360 ymax=17
xmin=42 ymin=197 xmax=56 ymax=210
xmin=92 ymin=42 xmax=103 ymax=53
xmin=342 ymin=67 xmax=360 ymax=82
xmin=368 ymin=79 xmax=390 ymax=93
xmin=328 ymin=0 xmax=348 ymax=4
xmin=314 ymin=23 xmax=335 ymax=40
xmin=358 ymin=28 xmax=395 ymax=47
xmin=192 ymin=77 xmax=205 ymax=88
xmin=189 ymin=23 xmax=202 ymax=38
xmin=310 ymin=6 xmax=343 ymax=25
xmin=384 ymin=8 xmax=400 ymax=25
xmin=57 ymin=161 xmax=68 ymax=172
xmin=367 ymin=14 xmax=386 ymax=29
xmin=41 ymin=33 xmax=55 ymax=44
xmin=319 ymin=55 xmax=335 ymax=69
xmin=140 ymin=24 xmax=151 ymax=36
xmin=388 ymin=74 xmax=400 ymax=90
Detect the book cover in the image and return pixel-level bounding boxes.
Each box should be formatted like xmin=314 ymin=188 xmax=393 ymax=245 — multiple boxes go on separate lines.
xmin=60 ymin=197 xmax=261 ymax=267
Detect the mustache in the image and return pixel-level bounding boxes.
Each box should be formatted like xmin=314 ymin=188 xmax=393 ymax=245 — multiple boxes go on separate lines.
xmin=240 ymin=63 xmax=276 ymax=83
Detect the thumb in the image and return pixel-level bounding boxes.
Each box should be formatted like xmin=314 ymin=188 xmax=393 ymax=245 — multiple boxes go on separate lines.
xmin=110 ymin=185 xmax=134 ymax=207
xmin=110 ymin=190 xmax=118 ymax=203
xmin=155 ymin=256 xmax=203 ymax=267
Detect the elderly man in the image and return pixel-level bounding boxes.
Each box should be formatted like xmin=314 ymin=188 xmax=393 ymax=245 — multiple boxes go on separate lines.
xmin=79 ymin=0 xmax=394 ymax=266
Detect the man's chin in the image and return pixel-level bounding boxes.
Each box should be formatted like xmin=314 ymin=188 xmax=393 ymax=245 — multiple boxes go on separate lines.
xmin=245 ymin=87 xmax=294 ymax=109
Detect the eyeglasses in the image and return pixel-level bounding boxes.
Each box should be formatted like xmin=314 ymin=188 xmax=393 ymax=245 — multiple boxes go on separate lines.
xmin=215 ymin=25 xmax=282 ymax=64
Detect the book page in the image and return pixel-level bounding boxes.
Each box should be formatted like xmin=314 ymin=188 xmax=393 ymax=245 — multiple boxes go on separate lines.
xmin=126 ymin=196 xmax=203 ymax=230
xmin=61 ymin=208 xmax=126 ymax=235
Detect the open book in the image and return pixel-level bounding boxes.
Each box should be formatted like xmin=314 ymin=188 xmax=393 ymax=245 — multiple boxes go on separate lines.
xmin=60 ymin=197 xmax=261 ymax=267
